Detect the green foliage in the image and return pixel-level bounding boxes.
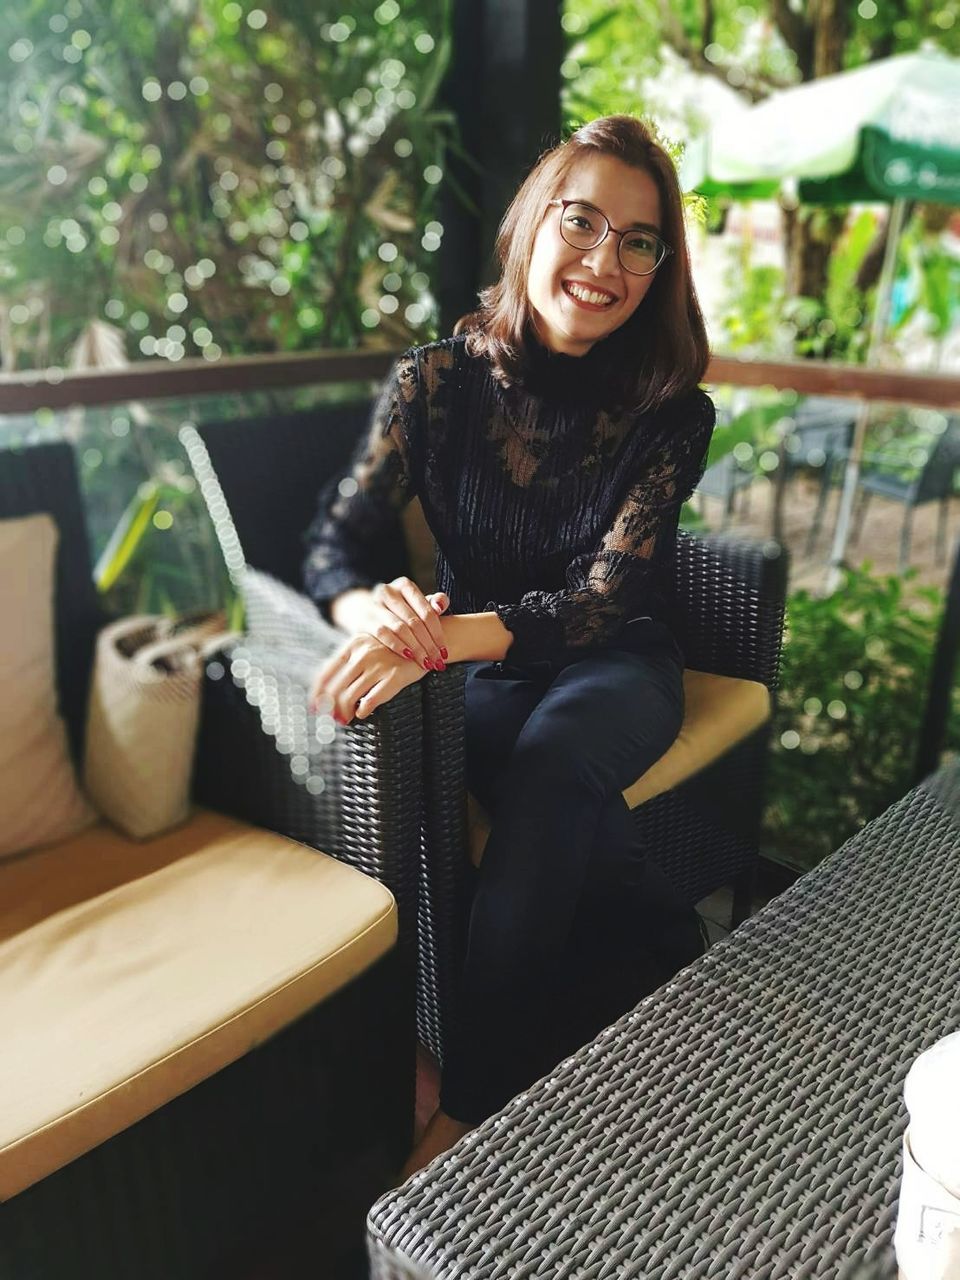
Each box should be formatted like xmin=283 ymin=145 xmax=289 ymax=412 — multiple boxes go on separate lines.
xmin=560 ymin=0 xmax=797 ymax=132
xmin=707 ymin=393 xmax=795 ymax=468
xmin=784 ymin=209 xmax=875 ymax=363
xmin=93 ymin=472 xmax=235 ymax=618
xmin=764 ymin=563 xmax=960 ymax=871
xmin=0 ymin=0 xmax=452 ymax=369
xmin=890 ymin=210 xmax=960 ymax=346
xmin=718 ymin=252 xmax=787 ymax=355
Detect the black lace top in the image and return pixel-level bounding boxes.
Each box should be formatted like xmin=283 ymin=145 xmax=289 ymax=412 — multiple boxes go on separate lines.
xmin=303 ymin=332 xmax=715 ymax=666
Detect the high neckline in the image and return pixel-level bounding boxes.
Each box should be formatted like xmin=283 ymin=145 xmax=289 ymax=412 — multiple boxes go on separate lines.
xmin=515 ymin=333 xmax=614 ymax=410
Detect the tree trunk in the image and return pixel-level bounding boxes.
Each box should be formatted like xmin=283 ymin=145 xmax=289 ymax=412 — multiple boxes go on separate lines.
xmin=811 ymin=0 xmax=847 ymax=78
xmin=776 ymin=0 xmax=849 ymax=307
xmin=780 ymin=203 xmax=848 ymax=300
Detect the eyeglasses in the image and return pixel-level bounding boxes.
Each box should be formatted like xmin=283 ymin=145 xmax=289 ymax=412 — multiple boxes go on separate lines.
xmin=547 ymin=199 xmax=673 ymax=276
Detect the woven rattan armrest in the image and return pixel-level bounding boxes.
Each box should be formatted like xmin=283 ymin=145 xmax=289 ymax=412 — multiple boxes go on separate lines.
xmin=193 ymin=637 xmax=423 ymax=967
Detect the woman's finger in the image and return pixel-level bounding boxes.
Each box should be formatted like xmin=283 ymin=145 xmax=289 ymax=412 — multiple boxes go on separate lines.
xmin=308 ymin=638 xmax=357 ymax=715
xmin=383 ymin=578 xmax=447 ymax=667
xmin=352 ymin=675 xmax=389 ymax=722
xmin=335 ymin=647 xmax=421 ymax=724
xmin=368 ymin=582 xmax=429 ymax=666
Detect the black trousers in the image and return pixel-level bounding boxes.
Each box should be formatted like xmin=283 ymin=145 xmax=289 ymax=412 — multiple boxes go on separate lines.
xmin=439 ymin=620 xmax=705 ymax=1125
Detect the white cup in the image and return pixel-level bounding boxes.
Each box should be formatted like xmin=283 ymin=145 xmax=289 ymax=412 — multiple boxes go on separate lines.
xmin=905 ymin=1032 xmax=960 ymax=1201
xmin=896 ymin=1031 xmax=960 ymax=1280
xmin=896 ymin=1130 xmax=960 ymax=1279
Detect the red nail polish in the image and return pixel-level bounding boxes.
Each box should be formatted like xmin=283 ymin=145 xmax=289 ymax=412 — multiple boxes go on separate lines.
xmin=423 ymin=658 xmax=433 ymax=671
xmin=403 ymin=648 xmax=415 ymax=661
xmin=436 ymin=659 xmax=446 ymax=671
xmin=440 ymin=647 xmax=448 ymax=660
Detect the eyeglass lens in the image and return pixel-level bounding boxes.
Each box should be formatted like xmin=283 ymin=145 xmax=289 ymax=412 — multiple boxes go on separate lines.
xmin=559 ymin=202 xmax=665 ymax=274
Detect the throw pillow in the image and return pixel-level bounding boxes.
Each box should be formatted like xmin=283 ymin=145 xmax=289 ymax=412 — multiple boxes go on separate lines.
xmin=0 ymin=513 xmax=97 ymax=858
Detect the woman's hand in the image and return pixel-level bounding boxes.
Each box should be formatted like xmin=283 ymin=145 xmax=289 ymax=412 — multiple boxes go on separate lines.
xmin=308 ymin=631 xmax=427 ymax=726
xmin=354 ymin=578 xmax=450 ymax=673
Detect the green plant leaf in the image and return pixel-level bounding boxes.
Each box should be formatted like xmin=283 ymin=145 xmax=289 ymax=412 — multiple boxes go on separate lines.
xmin=93 ymin=483 xmax=160 ymax=593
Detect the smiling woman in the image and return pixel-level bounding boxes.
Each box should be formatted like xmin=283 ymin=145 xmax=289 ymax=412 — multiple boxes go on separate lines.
xmin=457 ymin=114 xmax=708 ymax=411
xmin=303 ymin=114 xmax=716 ymax=1180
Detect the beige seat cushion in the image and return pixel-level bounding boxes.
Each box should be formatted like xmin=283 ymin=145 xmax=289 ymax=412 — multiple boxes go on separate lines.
xmin=467 ymin=669 xmax=770 ymax=867
xmin=0 ymin=809 xmax=396 ymax=1200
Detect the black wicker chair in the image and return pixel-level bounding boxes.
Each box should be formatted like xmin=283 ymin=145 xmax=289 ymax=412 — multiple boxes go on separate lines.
xmin=0 ymin=441 xmax=416 ymax=1280
xmin=186 ymin=403 xmax=788 ymax=1066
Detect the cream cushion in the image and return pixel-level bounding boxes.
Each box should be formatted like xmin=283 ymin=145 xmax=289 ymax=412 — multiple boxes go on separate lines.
xmin=0 ymin=513 xmax=96 ymax=859
xmin=467 ymin=669 xmax=771 ymax=866
xmin=0 ymin=808 xmax=396 ymax=1200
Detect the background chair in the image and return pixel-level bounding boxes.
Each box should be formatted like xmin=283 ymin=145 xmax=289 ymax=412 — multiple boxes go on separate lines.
xmin=849 ymin=414 xmax=960 ymax=570
xmin=770 ymin=395 xmax=858 ymax=556
xmin=694 ymin=452 xmax=755 ymax=530
xmin=0 ymin=441 xmax=415 ymax=1279
xmin=187 ymin=403 xmax=789 ymax=1067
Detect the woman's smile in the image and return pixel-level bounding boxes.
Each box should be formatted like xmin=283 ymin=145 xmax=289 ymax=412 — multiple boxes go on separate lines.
xmin=560 ymin=279 xmax=620 ymax=310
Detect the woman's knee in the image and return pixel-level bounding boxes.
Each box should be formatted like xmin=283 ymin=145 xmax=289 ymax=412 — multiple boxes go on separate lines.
xmin=506 ymin=667 xmax=683 ymax=793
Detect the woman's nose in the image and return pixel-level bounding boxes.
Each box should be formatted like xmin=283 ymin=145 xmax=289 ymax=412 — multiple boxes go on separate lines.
xmin=578 ymin=235 xmax=621 ymax=276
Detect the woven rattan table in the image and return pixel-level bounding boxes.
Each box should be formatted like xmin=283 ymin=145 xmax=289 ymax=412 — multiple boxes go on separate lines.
xmin=367 ymin=764 xmax=960 ymax=1279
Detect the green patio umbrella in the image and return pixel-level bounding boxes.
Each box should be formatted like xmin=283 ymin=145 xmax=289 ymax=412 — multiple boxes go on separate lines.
xmin=681 ymin=49 xmax=960 ymax=582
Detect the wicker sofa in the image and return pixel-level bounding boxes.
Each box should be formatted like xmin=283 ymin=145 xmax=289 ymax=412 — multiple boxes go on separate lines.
xmin=0 ymin=442 xmax=417 ymax=1279
xmin=185 ymin=395 xmax=789 ymax=1066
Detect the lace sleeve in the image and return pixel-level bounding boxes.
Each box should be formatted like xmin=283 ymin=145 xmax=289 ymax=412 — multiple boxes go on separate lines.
xmin=487 ymin=391 xmax=716 ymax=664
xmin=302 ymin=351 xmax=420 ymax=623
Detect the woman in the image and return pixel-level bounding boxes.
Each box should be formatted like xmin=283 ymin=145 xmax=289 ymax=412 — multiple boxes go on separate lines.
xmin=304 ymin=115 xmax=715 ymax=1175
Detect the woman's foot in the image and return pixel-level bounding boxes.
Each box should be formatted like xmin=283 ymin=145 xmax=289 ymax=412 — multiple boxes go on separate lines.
xmin=397 ymin=1108 xmax=476 ymax=1183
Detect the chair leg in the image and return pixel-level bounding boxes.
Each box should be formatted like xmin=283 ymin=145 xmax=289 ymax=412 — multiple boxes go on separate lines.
xmin=730 ymin=865 xmax=756 ymax=930
xmin=900 ymin=507 xmax=914 ymax=572
xmin=805 ymin=468 xmax=832 ymax=558
xmin=937 ymin=498 xmax=949 ymax=566
xmin=850 ymin=488 xmax=871 ymax=547
xmin=722 ymin=484 xmax=735 ymax=531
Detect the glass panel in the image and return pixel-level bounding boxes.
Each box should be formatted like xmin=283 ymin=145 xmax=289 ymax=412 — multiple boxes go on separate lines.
xmin=0 ymin=378 xmax=376 ymax=618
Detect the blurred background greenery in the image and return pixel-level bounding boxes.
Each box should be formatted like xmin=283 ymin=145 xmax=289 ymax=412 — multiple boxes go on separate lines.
xmin=0 ymin=0 xmax=451 ymax=368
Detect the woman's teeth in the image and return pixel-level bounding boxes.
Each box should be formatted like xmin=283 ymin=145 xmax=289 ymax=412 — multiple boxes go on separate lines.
xmin=563 ymin=282 xmax=615 ymax=307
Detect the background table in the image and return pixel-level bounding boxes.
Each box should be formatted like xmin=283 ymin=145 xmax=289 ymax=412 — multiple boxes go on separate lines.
xmin=368 ymin=763 xmax=960 ymax=1279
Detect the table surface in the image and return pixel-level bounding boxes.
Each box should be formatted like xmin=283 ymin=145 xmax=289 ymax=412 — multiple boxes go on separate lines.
xmin=367 ymin=764 xmax=960 ymax=1280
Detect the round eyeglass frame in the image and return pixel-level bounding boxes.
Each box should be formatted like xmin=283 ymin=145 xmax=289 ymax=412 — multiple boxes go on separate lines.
xmin=547 ymin=198 xmax=673 ymax=276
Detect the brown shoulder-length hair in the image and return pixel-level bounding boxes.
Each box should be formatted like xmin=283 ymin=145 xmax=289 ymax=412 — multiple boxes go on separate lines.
xmin=453 ymin=115 xmax=710 ymax=414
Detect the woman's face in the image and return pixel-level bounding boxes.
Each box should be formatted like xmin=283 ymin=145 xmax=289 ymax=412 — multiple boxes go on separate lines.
xmin=526 ymin=153 xmax=663 ymax=357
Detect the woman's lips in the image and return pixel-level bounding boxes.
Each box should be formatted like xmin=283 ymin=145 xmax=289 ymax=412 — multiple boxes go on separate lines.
xmin=561 ymin=280 xmax=618 ymax=311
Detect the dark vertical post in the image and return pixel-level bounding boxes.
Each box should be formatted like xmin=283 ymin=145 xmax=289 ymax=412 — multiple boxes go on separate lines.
xmin=914 ymin=533 xmax=960 ymax=784
xmin=436 ymin=0 xmax=563 ymax=337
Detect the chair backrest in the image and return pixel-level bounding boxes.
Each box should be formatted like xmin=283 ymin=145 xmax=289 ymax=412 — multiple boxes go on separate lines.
xmin=915 ymin=416 xmax=960 ymax=502
xmin=671 ymin=530 xmax=788 ymax=689
xmin=786 ymin=398 xmax=857 ymax=470
xmin=0 ymin=443 xmax=102 ymax=763
xmin=193 ymin=401 xmax=414 ymax=592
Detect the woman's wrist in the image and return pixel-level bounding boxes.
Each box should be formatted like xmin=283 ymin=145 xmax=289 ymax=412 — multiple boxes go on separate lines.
xmin=440 ymin=611 xmax=514 ymax=664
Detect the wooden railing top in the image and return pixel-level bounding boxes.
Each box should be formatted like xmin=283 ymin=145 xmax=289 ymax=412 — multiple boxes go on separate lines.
xmin=1 ymin=348 xmax=959 ymax=414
